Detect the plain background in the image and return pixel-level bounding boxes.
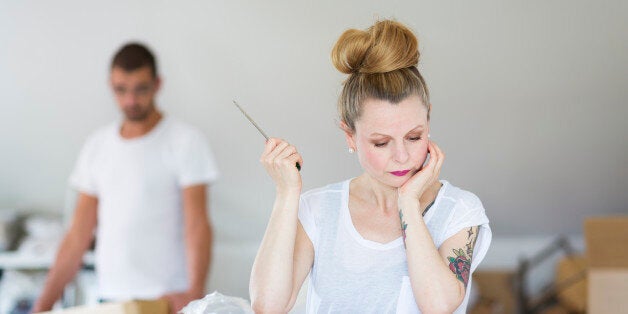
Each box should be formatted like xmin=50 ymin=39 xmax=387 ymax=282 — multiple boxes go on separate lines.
xmin=1 ymin=0 xmax=626 ymax=300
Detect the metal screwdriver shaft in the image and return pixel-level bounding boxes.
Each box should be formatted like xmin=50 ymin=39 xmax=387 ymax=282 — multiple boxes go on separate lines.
xmin=232 ymin=100 xmax=301 ymax=171
xmin=233 ymin=100 xmax=269 ymax=140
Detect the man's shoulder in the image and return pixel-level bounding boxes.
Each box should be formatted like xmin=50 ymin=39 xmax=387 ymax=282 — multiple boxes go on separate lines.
xmin=82 ymin=121 xmax=118 ymax=146
xmin=163 ymin=116 xmax=205 ymax=140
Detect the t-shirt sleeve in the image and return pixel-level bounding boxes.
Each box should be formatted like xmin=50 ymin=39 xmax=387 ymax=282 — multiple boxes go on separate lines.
xmin=298 ymin=195 xmax=318 ymax=247
xmin=444 ymin=193 xmax=492 ymax=273
xmin=68 ymin=136 xmax=98 ymax=196
xmin=175 ymin=130 xmax=220 ymax=187
xmin=446 ymin=193 xmax=492 ymax=314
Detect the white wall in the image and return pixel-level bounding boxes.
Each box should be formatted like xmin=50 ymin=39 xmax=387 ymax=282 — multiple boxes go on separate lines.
xmin=1 ymin=0 xmax=626 ymax=300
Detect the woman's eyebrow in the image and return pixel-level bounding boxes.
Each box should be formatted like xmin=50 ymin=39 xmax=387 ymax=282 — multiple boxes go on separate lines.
xmin=369 ymin=125 xmax=425 ymax=137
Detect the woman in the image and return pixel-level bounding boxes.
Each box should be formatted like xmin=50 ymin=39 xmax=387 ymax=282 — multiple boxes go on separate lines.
xmin=250 ymin=20 xmax=491 ymax=313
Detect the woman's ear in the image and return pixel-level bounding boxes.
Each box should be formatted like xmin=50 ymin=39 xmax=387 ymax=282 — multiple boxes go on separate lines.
xmin=339 ymin=121 xmax=356 ymax=151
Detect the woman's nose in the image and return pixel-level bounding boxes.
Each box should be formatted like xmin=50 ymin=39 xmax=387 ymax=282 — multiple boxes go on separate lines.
xmin=393 ymin=142 xmax=410 ymax=164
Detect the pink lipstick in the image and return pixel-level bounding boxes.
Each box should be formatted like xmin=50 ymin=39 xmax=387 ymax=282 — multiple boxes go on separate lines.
xmin=390 ymin=170 xmax=410 ymax=177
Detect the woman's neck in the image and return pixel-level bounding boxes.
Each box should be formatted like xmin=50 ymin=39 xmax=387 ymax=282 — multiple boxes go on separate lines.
xmin=353 ymin=174 xmax=399 ymax=214
xmin=353 ymin=173 xmax=441 ymax=214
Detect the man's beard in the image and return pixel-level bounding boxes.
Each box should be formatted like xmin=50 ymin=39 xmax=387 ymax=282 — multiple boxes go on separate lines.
xmin=123 ymin=104 xmax=153 ymax=121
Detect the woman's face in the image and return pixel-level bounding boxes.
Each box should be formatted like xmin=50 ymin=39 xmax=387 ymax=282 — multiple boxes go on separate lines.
xmin=347 ymin=94 xmax=430 ymax=188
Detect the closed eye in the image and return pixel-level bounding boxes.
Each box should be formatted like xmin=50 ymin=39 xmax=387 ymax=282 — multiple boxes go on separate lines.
xmin=374 ymin=137 xmax=420 ymax=147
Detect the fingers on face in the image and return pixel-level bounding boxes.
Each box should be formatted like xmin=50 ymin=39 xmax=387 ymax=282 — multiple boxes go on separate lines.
xmin=423 ymin=141 xmax=436 ymax=170
xmin=420 ymin=141 xmax=436 ymax=175
xmin=436 ymin=144 xmax=445 ymax=175
xmin=428 ymin=141 xmax=444 ymax=177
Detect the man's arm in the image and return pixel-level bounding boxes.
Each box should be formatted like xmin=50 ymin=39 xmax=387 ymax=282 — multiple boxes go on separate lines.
xmin=182 ymin=184 xmax=212 ymax=295
xmin=161 ymin=184 xmax=212 ymax=313
xmin=32 ymin=193 xmax=98 ymax=313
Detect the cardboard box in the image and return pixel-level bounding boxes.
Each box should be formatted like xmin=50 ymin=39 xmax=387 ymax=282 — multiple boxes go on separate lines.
xmin=585 ymin=217 xmax=628 ymax=268
xmin=469 ymin=270 xmax=516 ymax=314
xmin=39 ymin=299 xmax=168 ymax=314
xmin=585 ymin=216 xmax=628 ymax=314
xmin=588 ymin=269 xmax=628 ymax=314
xmin=555 ymin=255 xmax=587 ymax=312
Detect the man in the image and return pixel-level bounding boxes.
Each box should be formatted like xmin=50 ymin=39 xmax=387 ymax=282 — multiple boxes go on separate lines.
xmin=33 ymin=43 xmax=219 ymax=313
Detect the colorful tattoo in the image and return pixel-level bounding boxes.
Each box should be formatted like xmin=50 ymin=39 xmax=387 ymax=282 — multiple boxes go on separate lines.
xmin=447 ymin=226 xmax=479 ymax=287
xmin=399 ymin=210 xmax=408 ymax=244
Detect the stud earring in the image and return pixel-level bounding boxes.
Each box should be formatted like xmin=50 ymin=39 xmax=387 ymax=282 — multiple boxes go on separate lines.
xmin=348 ymin=148 xmax=355 ymax=154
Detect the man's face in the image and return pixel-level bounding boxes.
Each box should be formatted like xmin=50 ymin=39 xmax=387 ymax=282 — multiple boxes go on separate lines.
xmin=110 ymin=66 xmax=160 ymax=121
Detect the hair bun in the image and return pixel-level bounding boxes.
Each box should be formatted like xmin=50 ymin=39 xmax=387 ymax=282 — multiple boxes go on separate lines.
xmin=331 ymin=20 xmax=419 ymax=75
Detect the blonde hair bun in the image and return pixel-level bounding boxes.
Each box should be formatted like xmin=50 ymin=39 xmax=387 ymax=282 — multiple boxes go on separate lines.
xmin=331 ymin=20 xmax=419 ymax=75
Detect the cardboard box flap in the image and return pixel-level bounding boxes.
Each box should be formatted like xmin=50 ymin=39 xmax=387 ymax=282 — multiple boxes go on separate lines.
xmin=124 ymin=299 xmax=168 ymax=314
xmin=39 ymin=299 xmax=168 ymax=314
xmin=584 ymin=216 xmax=628 ymax=268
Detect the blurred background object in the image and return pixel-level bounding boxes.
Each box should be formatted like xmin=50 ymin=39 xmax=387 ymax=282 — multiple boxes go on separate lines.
xmin=584 ymin=217 xmax=628 ymax=314
xmin=0 ymin=213 xmax=96 ymax=313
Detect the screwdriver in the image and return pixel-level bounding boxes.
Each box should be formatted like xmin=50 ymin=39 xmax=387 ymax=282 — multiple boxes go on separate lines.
xmin=233 ymin=100 xmax=301 ymax=171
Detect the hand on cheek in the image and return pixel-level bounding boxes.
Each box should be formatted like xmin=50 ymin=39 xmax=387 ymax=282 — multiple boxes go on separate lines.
xmin=399 ymin=141 xmax=444 ymax=203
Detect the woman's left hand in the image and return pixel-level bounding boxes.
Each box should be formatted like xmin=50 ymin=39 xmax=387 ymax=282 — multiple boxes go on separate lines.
xmin=398 ymin=140 xmax=444 ymax=205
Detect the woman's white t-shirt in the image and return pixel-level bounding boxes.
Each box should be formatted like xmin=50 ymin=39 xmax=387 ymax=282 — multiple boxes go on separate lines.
xmin=298 ymin=179 xmax=491 ymax=314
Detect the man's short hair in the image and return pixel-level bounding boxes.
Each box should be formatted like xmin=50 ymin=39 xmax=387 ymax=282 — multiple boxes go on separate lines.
xmin=111 ymin=42 xmax=158 ymax=78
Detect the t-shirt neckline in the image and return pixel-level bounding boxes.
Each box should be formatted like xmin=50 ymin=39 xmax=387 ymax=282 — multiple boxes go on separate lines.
xmin=116 ymin=115 xmax=169 ymax=144
xmin=342 ymin=178 xmax=449 ymax=250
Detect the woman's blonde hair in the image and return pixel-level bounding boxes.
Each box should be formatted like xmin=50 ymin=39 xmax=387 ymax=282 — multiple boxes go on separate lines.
xmin=331 ymin=20 xmax=430 ymax=132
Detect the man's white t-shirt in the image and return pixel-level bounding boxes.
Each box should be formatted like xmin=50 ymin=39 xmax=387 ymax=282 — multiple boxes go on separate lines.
xmin=69 ymin=116 xmax=219 ymax=300
xmin=298 ymin=179 xmax=491 ymax=314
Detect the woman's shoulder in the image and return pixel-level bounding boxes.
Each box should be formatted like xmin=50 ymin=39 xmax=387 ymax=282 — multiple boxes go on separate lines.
xmin=298 ymin=179 xmax=349 ymax=228
xmin=300 ymin=179 xmax=349 ymax=201
xmin=439 ymin=180 xmax=484 ymax=211
xmin=437 ymin=181 xmax=490 ymax=240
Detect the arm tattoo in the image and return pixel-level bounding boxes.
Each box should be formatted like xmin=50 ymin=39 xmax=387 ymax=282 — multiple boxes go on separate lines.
xmin=399 ymin=210 xmax=408 ymax=245
xmin=447 ymin=226 xmax=479 ymax=287
xmin=400 ymin=201 xmax=432 ymax=247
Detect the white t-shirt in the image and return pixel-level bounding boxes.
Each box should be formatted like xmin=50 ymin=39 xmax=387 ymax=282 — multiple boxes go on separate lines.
xmin=69 ymin=116 xmax=219 ymax=300
xmin=298 ymin=179 xmax=491 ymax=314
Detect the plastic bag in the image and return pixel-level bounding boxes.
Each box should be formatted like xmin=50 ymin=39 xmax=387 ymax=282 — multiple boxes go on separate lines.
xmin=179 ymin=291 xmax=253 ymax=314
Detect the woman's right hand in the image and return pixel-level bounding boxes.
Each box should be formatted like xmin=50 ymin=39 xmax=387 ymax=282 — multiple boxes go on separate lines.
xmin=260 ymin=138 xmax=304 ymax=193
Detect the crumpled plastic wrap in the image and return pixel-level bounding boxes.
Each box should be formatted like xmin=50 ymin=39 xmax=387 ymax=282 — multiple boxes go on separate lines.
xmin=179 ymin=291 xmax=254 ymax=314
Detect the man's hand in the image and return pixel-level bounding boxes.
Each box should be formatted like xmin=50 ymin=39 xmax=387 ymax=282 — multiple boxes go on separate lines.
xmin=160 ymin=290 xmax=204 ymax=314
xmin=32 ymin=193 xmax=98 ymax=313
